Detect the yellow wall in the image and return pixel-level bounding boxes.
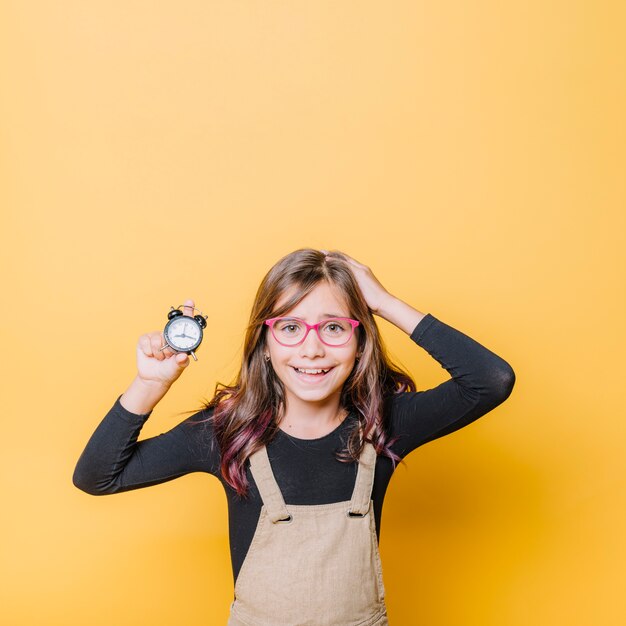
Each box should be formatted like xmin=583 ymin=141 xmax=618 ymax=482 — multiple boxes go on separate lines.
xmin=1 ymin=2 xmax=624 ymax=624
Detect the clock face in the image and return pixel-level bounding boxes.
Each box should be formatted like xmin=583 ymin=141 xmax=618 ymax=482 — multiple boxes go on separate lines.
xmin=164 ymin=316 xmax=202 ymax=351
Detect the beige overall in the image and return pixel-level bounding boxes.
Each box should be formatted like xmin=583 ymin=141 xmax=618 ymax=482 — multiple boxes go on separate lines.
xmin=227 ymin=438 xmax=389 ymax=626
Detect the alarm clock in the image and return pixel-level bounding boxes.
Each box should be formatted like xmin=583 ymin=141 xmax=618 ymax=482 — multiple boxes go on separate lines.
xmin=160 ymin=305 xmax=208 ymax=361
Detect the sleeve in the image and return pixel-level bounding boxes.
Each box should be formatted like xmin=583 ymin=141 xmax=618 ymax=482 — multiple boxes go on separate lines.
xmin=386 ymin=313 xmax=516 ymax=459
xmin=72 ymin=395 xmax=221 ymax=495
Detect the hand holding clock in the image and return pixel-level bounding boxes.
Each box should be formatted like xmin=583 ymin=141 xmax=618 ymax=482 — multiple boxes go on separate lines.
xmin=135 ymin=299 xmax=197 ymax=389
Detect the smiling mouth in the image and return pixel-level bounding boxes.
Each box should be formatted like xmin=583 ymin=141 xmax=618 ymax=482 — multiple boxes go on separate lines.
xmin=291 ymin=366 xmax=335 ymax=377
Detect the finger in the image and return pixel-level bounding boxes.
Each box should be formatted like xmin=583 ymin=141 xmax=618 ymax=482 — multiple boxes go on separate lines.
xmin=334 ymin=251 xmax=364 ymax=268
xmin=150 ymin=333 xmax=166 ymax=360
xmin=327 ymin=250 xmax=355 ymax=265
xmin=175 ymin=352 xmax=190 ymax=368
xmin=328 ymin=249 xmax=349 ymax=258
xmin=183 ymin=298 xmax=195 ymax=317
xmin=138 ymin=334 xmax=153 ymax=357
xmin=159 ymin=340 xmax=176 ymax=358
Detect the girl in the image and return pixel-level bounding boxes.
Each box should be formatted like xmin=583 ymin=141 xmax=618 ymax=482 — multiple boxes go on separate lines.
xmin=73 ymin=248 xmax=515 ymax=625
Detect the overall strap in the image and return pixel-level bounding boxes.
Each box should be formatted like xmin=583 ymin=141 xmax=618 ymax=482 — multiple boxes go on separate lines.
xmin=249 ymin=431 xmax=378 ymax=519
xmin=248 ymin=445 xmax=292 ymax=523
xmin=348 ymin=439 xmax=378 ymax=516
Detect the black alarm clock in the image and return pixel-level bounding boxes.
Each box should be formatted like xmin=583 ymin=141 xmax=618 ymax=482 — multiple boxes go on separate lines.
xmin=160 ymin=305 xmax=208 ymax=361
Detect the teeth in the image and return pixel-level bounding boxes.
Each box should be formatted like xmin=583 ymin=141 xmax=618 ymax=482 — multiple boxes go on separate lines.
xmin=295 ymin=368 xmax=330 ymax=374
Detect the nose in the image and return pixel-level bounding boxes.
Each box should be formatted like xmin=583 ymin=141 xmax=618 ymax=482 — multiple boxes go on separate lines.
xmin=298 ymin=327 xmax=326 ymax=358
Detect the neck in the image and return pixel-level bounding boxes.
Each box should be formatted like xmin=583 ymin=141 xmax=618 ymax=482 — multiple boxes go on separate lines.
xmin=278 ymin=394 xmax=348 ymax=439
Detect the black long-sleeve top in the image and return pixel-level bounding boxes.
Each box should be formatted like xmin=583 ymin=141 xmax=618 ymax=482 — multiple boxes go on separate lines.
xmin=73 ymin=313 xmax=515 ymax=587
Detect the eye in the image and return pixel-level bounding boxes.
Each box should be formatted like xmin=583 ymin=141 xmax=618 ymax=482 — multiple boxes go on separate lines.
xmin=276 ymin=319 xmax=303 ymax=334
xmin=323 ymin=320 xmax=346 ymax=334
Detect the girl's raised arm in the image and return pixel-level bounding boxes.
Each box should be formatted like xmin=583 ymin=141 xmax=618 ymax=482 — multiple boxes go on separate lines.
xmin=385 ymin=311 xmax=515 ymax=459
xmin=72 ymin=298 xmax=221 ymax=494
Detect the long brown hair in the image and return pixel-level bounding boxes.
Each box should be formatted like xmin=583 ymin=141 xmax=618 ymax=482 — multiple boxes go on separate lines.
xmin=189 ymin=248 xmax=416 ymax=497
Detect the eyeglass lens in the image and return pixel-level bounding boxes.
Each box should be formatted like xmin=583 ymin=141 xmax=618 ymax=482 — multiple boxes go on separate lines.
xmin=272 ymin=318 xmax=354 ymax=346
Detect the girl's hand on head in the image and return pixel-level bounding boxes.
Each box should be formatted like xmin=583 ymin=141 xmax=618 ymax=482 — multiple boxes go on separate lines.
xmin=134 ymin=299 xmax=195 ymax=388
xmin=322 ymin=250 xmax=393 ymax=314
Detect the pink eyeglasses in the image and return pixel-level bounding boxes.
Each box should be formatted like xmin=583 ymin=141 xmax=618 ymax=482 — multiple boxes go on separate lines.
xmin=264 ymin=317 xmax=360 ymax=347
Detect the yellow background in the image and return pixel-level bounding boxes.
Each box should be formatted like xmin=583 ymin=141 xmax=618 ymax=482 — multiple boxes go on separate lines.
xmin=1 ymin=1 xmax=624 ymax=624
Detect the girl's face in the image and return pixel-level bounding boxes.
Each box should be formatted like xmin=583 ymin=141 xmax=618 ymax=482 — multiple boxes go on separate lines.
xmin=265 ymin=281 xmax=359 ymax=412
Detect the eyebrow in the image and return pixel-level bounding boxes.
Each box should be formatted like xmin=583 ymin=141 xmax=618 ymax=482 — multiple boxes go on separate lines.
xmin=285 ymin=313 xmax=345 ymax=319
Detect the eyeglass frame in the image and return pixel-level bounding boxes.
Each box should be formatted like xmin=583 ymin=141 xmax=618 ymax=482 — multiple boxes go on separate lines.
xmin=264 ymin=316 xmax=360 ymax=347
